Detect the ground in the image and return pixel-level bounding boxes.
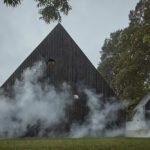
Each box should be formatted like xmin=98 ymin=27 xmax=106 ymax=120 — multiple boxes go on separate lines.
xmin=0 ymin=138 xmax=150 ymax=150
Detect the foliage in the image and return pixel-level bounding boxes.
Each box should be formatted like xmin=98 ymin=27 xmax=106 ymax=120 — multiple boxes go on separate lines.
xmin=2 ymin=0 xmax=71 ymax=23
xmin=97 ymin=30 xmax=123 ymax=91
xmin=98 ymin=0 xmax=150 ymax=118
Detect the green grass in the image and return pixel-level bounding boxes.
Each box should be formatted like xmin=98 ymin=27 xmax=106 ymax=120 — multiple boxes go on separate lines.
xmin=0 ymin=138 xmax=150 ymax=150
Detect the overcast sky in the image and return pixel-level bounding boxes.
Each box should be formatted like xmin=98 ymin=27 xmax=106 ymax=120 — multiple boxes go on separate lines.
xmin=0 ymin=0 xmax=139 ymax=86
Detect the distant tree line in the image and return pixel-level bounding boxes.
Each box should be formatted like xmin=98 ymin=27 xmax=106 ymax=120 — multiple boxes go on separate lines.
xmin=3 ymin=0 xmax=71 ymax=23
xmin=98 ymin=0 xmax=150 ymax=118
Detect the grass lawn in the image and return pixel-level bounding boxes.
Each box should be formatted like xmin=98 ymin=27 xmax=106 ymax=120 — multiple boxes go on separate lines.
xmin=0 ymin=137 xmax=150 ymax=150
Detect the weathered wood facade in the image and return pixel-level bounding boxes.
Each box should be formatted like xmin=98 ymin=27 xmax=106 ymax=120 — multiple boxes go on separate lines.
xmin=1 ymin=24 xmax=125 ymax=137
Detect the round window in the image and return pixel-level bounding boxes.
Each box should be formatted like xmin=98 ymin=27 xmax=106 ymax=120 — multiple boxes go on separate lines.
xmin=74 ymin=94 xmax=79 ymax=100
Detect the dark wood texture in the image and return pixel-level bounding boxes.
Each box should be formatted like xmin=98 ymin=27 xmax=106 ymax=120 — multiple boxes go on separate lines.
xmin=1 ymin=24 xmax=125 ymax=137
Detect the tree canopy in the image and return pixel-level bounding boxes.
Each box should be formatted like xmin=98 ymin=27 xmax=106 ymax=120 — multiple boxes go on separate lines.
xmin=98 ymin=0 xmax=150 ymax=118
xmin=3 ymin=0 xmax=71 ymax=23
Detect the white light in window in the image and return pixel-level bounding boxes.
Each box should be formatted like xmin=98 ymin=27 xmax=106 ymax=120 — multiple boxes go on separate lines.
xmin=74 ymin=94 xmax=79 ymax=100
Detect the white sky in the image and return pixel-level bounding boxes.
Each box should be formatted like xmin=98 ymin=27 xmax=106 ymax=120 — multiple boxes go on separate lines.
xmin=0 ymin=0 xmax=139 ymax=86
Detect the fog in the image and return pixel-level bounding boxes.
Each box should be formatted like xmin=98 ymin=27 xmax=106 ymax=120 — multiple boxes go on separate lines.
xmin=0 ymin=61 xmax=124 ymax=138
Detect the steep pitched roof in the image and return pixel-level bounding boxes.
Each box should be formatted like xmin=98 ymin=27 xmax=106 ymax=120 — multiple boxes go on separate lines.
xmin=1 ymin=24 xmax=115 ymax=98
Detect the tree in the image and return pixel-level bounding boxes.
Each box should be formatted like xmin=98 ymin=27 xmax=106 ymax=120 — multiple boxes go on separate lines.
xmin=118 ymin=0 xmax=150 ymax=104
xmin=97 ymin=30 xmax=123 ymax=91
xmin=98 ymin=0 xmax=150 ymax=119
xmin=129 ymin=0 xmax=150 ymax=27
xmin=3 ymin=0 xmax=72 ymax=23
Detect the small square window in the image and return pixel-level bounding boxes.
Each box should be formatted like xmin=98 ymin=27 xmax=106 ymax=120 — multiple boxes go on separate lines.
xmin=47 ymin=58 xmax=56 ymax=68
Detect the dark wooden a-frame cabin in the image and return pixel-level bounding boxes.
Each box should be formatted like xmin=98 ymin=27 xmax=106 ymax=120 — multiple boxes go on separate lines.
xmin=1 ymin=24 xmax=125 ymax=137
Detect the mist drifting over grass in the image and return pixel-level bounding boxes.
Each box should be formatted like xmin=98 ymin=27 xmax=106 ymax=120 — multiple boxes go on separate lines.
xmin=0 ymin=62 xmax=124 ymax=138
xmin=126 ymin=107 xmax=150 ymax=137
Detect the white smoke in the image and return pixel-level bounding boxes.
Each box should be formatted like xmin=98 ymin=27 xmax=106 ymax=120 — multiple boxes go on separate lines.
xmin=70 ymin=89 xmax=124 ymax=137
xmin=0 ymin=61 xmax=124 ymax=138
xmin=126 ymin=107 xmax=150 ymax=137
xmin=0 ymin=62 xmax=72 ymax=138
xmin=127 ymin=108 xmax=146 ymax=130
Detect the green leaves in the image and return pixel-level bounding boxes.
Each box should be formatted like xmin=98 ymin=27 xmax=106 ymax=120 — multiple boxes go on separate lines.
xmin=98 ymin=0 xmax=150 ymax=118
xmin=2 ymin=0 xmax=72 ymax=23
xmin=3 ymin=0 xmax=22 ymax=7
xmin=36 ymin=0 xmax=71 ymax=23
xmin=129 ymin=0 xmax=150 ymax=27
xmin=143 ymin=34 xmax=150 ymax=45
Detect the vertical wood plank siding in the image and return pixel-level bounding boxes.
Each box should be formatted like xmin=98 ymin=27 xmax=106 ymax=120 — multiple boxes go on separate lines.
xmin=1 ymin=24 xmax=125 ymax=136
